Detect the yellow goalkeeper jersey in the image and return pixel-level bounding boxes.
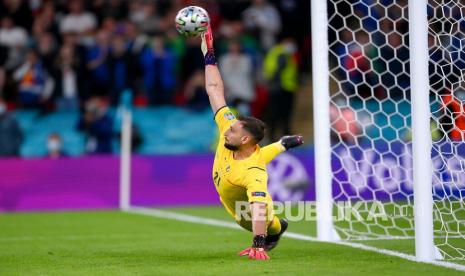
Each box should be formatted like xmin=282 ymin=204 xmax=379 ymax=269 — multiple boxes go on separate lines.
xmin=212 ymin=106 xmax=285 ymax=207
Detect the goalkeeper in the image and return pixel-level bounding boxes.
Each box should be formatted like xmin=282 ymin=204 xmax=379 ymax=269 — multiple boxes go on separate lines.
xmin=200 ymin=26 xmax=304 ymax=261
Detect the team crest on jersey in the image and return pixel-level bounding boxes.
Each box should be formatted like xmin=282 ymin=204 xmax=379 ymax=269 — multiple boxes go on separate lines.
xmin=224 ymin=111 xmax=235 ymax=120
xmin=226 ymin=165 xmax=230 ymax=172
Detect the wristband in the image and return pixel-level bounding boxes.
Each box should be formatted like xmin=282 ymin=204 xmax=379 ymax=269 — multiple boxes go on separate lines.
xmin=252 ymin=234 xmax=266 ymax=249
xmin=204 ymin=50 xmax=217 ymax=65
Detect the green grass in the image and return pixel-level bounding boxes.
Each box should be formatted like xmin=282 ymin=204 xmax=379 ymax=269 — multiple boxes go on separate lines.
xmin=168 ymin=204 xmax=465 ymax=264
xmin=0 ymin=207 xmax=464 ymax=275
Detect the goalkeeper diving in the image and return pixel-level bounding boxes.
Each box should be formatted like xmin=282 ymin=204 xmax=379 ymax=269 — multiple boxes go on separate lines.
xmin=200 ymin=26 xmax=304 ymax=260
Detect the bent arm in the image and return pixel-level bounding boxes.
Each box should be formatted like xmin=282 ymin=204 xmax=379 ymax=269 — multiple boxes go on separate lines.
xmin=261 ymin=136 xmax=304 ymax=164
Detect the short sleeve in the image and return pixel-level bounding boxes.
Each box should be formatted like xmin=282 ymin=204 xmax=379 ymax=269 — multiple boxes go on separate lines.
xmin=245 ymin=167 xmax=269 ymax=203
xmin=214 ymin=106 xmax=237 ymax=134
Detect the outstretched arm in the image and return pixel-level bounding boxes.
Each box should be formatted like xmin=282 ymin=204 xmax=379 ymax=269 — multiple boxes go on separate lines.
xmin=261 ymin=135 xmax=305 ymax=164
xmin=201 ymin=27 xmax=226 ymax=114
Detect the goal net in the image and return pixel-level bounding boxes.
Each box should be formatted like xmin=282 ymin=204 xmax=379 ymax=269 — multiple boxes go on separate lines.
xmin=325 ymin=0 xmax=465 ymax=259
xmin=428 ymin=0 xmax=465 ymax=259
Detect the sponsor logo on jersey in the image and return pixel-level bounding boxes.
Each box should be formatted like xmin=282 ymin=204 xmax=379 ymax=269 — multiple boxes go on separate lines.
xmin=252 ymin=191 xmax=267 ymax=197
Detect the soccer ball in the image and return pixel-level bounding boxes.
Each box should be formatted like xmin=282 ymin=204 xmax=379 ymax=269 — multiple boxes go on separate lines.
xmin=175 ymin=6 xmax=210 ymax=37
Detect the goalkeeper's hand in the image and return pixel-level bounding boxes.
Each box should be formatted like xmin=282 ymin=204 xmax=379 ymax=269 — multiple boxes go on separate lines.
xmin=200 ymin=26 xmax=214 ymax=57
xmin=238 ymin=234 xmax=270 ymax=260
xmin=280 ymin=135 xmax=304 ymax=150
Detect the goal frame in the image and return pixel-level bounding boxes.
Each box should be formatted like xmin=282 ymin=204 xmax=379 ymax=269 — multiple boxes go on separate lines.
xmin=311 ymin=0 xmax=435 ymax=261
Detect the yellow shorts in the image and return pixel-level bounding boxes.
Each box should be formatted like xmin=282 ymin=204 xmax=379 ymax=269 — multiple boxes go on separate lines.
xmin=218 ymin=187 xmax=275 ymax=232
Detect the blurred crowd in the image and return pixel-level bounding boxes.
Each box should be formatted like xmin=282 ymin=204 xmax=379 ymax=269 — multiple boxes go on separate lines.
xmin=327 ymin=0 xmax=410 ymax=144
xmin=0 ymin=0 xmax=311 ymax=157
xmin=329 ymin=0 xmax=465 ymax=142
xmin=329 ymin=0 xmax=410 ymax=100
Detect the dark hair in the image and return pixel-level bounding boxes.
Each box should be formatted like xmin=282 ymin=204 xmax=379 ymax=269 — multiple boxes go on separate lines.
xmin=238 ymin=116 xmax=266 ymax=144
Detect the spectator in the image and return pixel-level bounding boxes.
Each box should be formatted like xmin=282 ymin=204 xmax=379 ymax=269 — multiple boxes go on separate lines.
xmin=45 ymin=133 xmax=67 ymax=159
xmin=219 ymin=40 xmax=255 ymax=115
xmin=139 ymin=35 xmax=176 ymax=105
xmin=0 ymin=98 xmax=22 ymax=157
xmin=61 ymin=32 xmax=88 ymax=99
xmin=0 ymin=44 xmax=6 ymax=96
xmin=440 ymin=87 xmax=465 ymax=141
xmin=330 ymin=97 xmax=362 ymax=144
xmin=85 ymin=29 xmax=111 ymax=98
xmin=128 ymin=0 xmax=146 ymax=26
xmin=242 ymin=0 xmax=281 ymax=50
xmin=100 ymin=16 xmax=118 ymax=34
xmin=136 ymin=1 xmax=162 ymax=35
xmin=335 ymin=29 xmax=379 ymax=98
xmin=263 ymin=37 xmax=298 ymax=140
xmin=31 ymin=1 xmax=60 ymax=42
xmin=124 ymin=20 xmax=148 ymax=56
xmin=122 ymin=20 xmax=147 ymax=98
xmin=184 ymin=69 xmax=209 ymax=111
xmin=180 ymin=36 xmax=204 ymax=84
xmin=218 ymin=20 xmax=261 ymax=76
xmin=0 ymin=0 xmax=33 ymax=32
xmin=59 ymin=0 xmax=97 ymax=45
xmin=77 ymin=97 xmax=113 ymax=154
xmin=0 ymin=16 xmax=28 ymax=71
xmin=13 ymin=48 xmax=54 ymax=109
xmin=108 ymin=34 xmax=131 ymax=105
xmin=52 ymin=44 xmax=82 ymax=110
xmin=36 ymin=32 xmax=57 ymax=73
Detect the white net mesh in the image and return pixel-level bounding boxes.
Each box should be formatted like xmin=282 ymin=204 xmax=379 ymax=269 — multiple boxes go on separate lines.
xmin=327 ymin=0 xmax=465 ymax=259
xmin=428 ymin=0 xmax=465 ymax=260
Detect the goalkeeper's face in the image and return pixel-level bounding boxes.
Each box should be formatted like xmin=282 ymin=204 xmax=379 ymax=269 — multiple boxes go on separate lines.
xmin=224 ymin=122 xmax=253 ymax=151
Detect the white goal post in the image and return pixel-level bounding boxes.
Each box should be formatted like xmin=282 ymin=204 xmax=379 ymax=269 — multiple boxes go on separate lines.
xmin=408 ymin=0 xmax=434 ymax=261
xmin=311 ymin=0 xmax=338 ymax=242
xmin=119 ymin=108 xmax=132 ymax=211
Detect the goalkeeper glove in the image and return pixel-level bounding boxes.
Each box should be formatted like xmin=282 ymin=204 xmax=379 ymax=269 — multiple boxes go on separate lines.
xmin=200 ymin=26 xmax=216 ymax=65
xmin=280 ymin=135 xmax=304 ymax=150
xmin=238 ymin=234 xmax=270 ymax=260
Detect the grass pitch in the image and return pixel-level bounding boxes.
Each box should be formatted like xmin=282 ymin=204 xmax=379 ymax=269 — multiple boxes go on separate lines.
xmin=0 ymin=206 xmax=463 ymax=275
